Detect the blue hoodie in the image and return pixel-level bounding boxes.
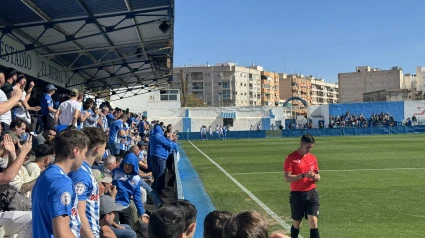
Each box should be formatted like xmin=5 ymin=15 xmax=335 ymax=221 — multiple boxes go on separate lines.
xmin=112 ymin=153 xmax=144 ymax=216
xmin=150 ymin=124 xmax=177 ymax=160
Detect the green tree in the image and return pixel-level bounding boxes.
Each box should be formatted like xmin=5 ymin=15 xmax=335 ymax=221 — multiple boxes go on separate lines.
xmin=186 ymin=93 xmax=206 ymax=107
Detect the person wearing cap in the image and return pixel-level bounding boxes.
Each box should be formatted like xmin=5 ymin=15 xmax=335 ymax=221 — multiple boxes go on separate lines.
xmin=55 ymin=88 xmax=81 ymax=127
xmin=40 ymin=84 xmax=57 ymax=132
xmin=93 ymin=169 xmax=137 ymax=238
xmin=69 ymin=127 xmax=107 ymax=238
xmin=92 ymin=169 xmax=114 ymax=197
xmin=99 ymin=195 xmax=124 ymax=238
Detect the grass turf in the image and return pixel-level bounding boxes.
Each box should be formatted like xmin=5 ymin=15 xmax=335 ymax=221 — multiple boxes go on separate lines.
xmin=180 ymin=134 xmax=425 ymax=238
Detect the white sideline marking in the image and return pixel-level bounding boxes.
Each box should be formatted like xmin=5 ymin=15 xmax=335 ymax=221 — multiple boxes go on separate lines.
xmin=230 ymin=167 xmax=425 ymax=176
xmin=187 ymin=141 xmax=301 ymax=237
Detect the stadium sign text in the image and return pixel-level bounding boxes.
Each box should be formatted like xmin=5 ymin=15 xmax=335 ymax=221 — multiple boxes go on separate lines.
xmin=0 ymin=35 xmax=83 ymax=89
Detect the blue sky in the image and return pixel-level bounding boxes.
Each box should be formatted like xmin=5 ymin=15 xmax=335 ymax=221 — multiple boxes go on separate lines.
xmin=174 ymin=0 xmax=425 ymax=83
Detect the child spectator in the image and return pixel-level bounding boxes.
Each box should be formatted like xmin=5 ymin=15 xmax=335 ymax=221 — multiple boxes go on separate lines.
xmin=203 ymin=210 xmax=232 ymax=238
xmin=222 ymin=210 xmax=268 ymax=238
xmin=148 ymin=206 xmax=186 ymax=238
xmin=170 ymin=200 xmax=197 ymax=238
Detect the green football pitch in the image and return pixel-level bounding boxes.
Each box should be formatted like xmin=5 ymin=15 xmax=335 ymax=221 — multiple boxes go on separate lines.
xmin=180 ymin=134 xmax=425 ymax=238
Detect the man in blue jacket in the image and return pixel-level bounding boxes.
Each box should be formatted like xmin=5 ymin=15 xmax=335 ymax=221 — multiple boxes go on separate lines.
xmin=112 ymin=152 xmax=149 ymax=229
xmin=149 ymin=124 xmax=177 ymax=196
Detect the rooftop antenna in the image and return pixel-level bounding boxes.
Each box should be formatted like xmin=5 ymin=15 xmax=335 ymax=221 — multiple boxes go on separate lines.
xmin=284 ymin=56 xmax=286 ymax=73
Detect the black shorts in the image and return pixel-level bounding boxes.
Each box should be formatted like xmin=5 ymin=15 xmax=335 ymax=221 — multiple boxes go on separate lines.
xmin=289 ymin=188 xmax=320 ymax=220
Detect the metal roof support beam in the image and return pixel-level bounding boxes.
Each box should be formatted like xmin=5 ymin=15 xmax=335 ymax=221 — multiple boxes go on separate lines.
xmin=65 ymin=71 xmax=77 ymax=86
xmin=108 ymin=83 xmax=169 ymax=102
xmin=66 ymin=57 xmax=151 ymax=72
xmin=41 ymin=42 xmax=141 ymax=57
xmin=0 ymin=6 xmax=171 ymax=31
xmin=0 ymin=17 xmax=169 ymax=59
xmin=124 ymin=0 xmax=159 ymax=83
xmin=19 ymin=0 xmax=113 ymax=87
xmin=67 ymin=68 xmax=168 ymax=87
xmin=62 ymin=48 xmax=169 ymax=72
xmin=75 ymin=0 xmax=148 ymax=88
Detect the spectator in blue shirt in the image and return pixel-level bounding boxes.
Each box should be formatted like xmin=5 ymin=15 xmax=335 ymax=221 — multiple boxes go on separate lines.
xmin=99 ymin=107 xmax=110 ymax=132
xmin=112 ymin=152 xmax=149 ymax=229
xmin=69 ymin=127 xmax=107 ymax=238
xmin=40 ymin=84 xmax=57 ymax=133
xmin=150 ymin=124 xmax=177 ymax=195
xmin=108 ymin=114 xmax=128 ymax=156
xmin=32 ymin=129 xmax=89 ymax=238
xmin=138 ymin=116 xmax=148 ymax=138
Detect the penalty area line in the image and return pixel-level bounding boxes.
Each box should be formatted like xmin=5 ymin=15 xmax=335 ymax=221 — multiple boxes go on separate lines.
xmin=187 ymin=140 xmax=301 ymax=237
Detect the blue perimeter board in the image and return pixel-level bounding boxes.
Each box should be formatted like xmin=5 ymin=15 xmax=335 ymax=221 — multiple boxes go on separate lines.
xmin=177 ymin=143 xmax=216 ymax=238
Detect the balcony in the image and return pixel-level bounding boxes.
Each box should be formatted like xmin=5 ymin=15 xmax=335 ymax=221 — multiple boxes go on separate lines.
xmin=191 ymin=86 xmax=204 ymax=91
xmin=190 ymin=77 xmax=203 ymax=82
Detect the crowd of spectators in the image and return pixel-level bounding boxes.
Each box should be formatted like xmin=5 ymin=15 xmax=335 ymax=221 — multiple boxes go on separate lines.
xmin=328 ymin=111 xmax=395 ymax=128
xmin=0 ymin=68 xmax=292 ymax=238
xmin=0 ymin=67 xmax=181 ymax=238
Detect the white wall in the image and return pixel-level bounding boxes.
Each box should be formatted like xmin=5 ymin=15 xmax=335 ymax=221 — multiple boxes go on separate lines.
xmin=308 ymin=104 xmax=329 ymax=127
xmin=404 ymin=100 xmax=425 ymax=124
xmin=188 ymin=106 xmax=269 ymax=131
xmin=110 ymin=90 xmax=181 ymax=113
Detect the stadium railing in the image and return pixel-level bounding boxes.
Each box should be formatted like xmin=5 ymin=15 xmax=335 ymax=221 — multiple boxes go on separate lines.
xmin=173 ymin=150 xmax=184 ymax=199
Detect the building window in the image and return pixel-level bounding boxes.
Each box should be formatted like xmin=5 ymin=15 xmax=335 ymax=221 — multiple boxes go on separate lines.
xmin=160 ymin=90 xmax=179 ymax=101
xmin=222 ymin=90 xmax=230 ymax=99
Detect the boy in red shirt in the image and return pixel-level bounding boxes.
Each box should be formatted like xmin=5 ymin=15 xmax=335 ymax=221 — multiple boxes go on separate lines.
xmin=284 ymin=134 xmax=320 ymax=238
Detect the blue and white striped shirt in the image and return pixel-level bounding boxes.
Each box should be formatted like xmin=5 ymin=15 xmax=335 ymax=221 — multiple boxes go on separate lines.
xmin=69 ymin=161 xmax=100 ymax=237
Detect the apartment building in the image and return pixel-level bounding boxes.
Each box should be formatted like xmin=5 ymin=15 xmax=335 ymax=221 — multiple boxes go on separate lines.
xmin=171 ymin=62 xmax=261 ymax=106
xmin=260 ymin=71 xmax=279 ymax=106
xmin=338 ymin=66 xmax=404 ymax=102
xmin=279 ymin=74 xmax=338 ymax=107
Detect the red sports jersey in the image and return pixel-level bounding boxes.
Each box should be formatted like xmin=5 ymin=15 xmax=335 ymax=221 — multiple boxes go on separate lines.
xmin=283 ymin=150 xmax=319 ymax=192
